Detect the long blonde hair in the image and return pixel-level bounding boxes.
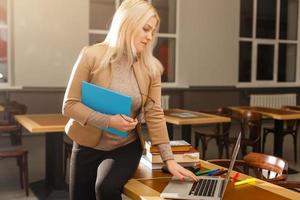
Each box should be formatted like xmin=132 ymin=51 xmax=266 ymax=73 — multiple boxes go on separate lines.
xmin=100 ymin=0 xmax=163 ymax=77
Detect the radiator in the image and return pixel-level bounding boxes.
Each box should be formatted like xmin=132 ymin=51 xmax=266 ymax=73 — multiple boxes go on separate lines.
xmin=161 ymin=95 xmax=170 ymax=110
xmin=250 ymin=94 xmax=297 ymax=108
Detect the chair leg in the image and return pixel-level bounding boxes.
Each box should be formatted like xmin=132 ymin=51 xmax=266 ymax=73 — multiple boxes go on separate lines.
xmin=23 ymin=152 xmax=29 ymax=196
xmin=241 ymin=145 xmax=247 ymax=157
xmin=262 ymin=131 xmax=269 ymax=153
xmin=194 ymin=134 xmax=200 ymax=152
xmin=224 ymin=140 xmax=229 ymax=159
xmin=199 ymin=136 xmax=207 ymax=160
xmin=217 ymin=139 xmax=223 ymax=158
xmin=17 ymin=156 xmax=24 ymax=189
xmin=293 ymin=134 xmax=297 ymax=163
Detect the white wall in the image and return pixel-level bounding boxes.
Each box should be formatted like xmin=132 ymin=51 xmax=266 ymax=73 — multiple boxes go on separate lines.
xmin=11 ymin=0 xmax=239 ymax=87
xmin=178 ymin=0 xmax=239 ymax=86
xmin=13 ymin=0 xmax=88 ymax=87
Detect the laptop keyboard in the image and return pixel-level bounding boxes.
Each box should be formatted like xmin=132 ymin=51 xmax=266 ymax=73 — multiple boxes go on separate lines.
xmin=189 ymin=179 xmax=218 ymax=197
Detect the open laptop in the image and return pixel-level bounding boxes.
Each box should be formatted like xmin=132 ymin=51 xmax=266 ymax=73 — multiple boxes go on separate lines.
xmin=160 ymin=132 xmax=241 ymax=200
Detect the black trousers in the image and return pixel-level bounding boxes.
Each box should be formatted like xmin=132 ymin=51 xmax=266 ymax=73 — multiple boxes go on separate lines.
xmin=69 ymin=139 xmax=143 ymax=200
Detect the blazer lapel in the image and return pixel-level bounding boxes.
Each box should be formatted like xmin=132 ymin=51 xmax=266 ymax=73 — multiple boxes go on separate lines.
xmin=132 ymin=60 xmax=149 ymax=108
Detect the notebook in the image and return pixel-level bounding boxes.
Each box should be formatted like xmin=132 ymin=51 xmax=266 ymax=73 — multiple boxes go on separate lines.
xmin=81 ymin=81 xmax=132 ymax=137
xmin=160 ymin=132 xmax=241 ymax=200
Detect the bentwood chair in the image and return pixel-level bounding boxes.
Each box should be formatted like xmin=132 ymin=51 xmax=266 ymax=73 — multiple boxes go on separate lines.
xmin=208 ymin=152 xmax=288 ymax=183
xmin=194 ymin=107 xmax=232 ymax=160
xmin=0 ymin=101 xmax=27 ymax=145
xmin=0 ymin=125 xmax=29 ymax=196
xmin=274 ymin=181 xmax=300 ymax=192
xmin=228 ymin=111 xmax=262 ymax=157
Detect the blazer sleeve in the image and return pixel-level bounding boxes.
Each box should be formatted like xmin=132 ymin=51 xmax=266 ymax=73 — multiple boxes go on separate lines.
xmin=62 ymin=46 xmax=95 ymax=126
xmin=145 ymin=74 xmax=170 ymax=145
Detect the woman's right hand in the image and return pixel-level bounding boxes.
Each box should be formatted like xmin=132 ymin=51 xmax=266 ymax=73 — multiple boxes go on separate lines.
xmin=108 ymin=114 xmax=138 ymax=132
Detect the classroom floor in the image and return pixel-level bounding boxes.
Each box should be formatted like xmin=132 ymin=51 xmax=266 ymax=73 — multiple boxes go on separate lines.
xmin=0 ymin=124 xmax=299 ymax=199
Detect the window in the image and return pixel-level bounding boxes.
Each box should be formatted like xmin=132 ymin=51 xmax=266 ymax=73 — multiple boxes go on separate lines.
xmin=89 ymin=0 xmax=178 ymax=83
xmin=238 ymin=0 xmax=299 ymax=86
xmin=0 ymin=0 xmax=9 ymax=84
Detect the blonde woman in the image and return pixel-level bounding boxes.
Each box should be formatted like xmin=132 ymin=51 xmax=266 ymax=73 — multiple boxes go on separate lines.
xmin=62 ymin=0 xmax=198 ymax=199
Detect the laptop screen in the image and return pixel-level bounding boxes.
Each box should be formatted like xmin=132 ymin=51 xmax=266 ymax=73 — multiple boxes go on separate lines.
xmin=220 ymin=132 xmax=241 ymax=198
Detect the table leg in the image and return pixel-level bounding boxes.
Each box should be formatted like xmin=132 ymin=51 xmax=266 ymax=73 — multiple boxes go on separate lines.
xmin=167 ymin=123 xmax=174 ymax=140
xmin=30 ymin=132 xmax=67 ymax=199
xmin=273 ymin=120 xmax=284 ymax=157
xmin=182 ymin=125 xmax=191 ymax=144
xmin=46 ymin=132 xmax=65 ymax=189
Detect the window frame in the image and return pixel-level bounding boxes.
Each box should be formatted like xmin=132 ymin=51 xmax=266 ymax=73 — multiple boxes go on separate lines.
xmin=237 ymin=0 xmax=300 ymax=88
xmin=88 ymin=0 xmax=179 ymax=87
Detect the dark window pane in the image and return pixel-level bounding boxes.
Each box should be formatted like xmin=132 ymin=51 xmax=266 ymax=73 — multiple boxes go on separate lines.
xmin=89 ymin=34 xmax=106 ymax=45
xmin=280 ymin=0 xmax=298 ymax=40
xmin=240 ymin=0 xmax=253 ymax=37
xmin=239 ymin=42 xmax=252 ymax=82
xmin=256 ymin=0 xmax=276 ymax=38
xmin=278 ymin=43 xmax=297 ymax=82
xmin=153 ymin=38 xmax=175 ymax=82
xmin=90 ymin=0 xmax=115 ymax=29
xmin=152 ymin=0 xmax=176 ymax=33
xmin=0 ymin=0 xmax=7 ymax=25
xmin=257 ymin=44 xmax=274 ymax=80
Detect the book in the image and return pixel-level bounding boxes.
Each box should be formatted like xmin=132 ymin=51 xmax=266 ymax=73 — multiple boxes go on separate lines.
xmin=145 ymin=140 xmax=192 ymax=153
xmin=145 ymin=147 xmax=200 ymax=163
xmin=140 ymin=155 xmax=199 ymax=170
xmin=81 ymin=81 xmax=132 ymax=137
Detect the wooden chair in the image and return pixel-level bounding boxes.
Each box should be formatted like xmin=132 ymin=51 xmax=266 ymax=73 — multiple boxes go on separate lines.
xmin=262 ymin=106 xmax=298 ymax=162
xmin=208 ymin=152 xmax=288 ymax=183
xmin=194 ymin=107 xmax=232 ymax=160
xmin=0 ymin=125 xmax=29 ymax=196
xmin=228 ymin=111 xmax=262 ymax=156
xmin=274 ymin=181 xmax=300 ymax=192
xmin=0 ymin=101 xmax=27 ymax=145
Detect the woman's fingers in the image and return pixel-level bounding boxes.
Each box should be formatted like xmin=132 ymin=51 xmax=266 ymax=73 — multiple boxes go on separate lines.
xmin=176 ymin=166 xmax=198 ymax=182
xmin=109 ymin=115 xmax=138 ymax=132
xmin=180 ymin=169 xmax=199 ymax=182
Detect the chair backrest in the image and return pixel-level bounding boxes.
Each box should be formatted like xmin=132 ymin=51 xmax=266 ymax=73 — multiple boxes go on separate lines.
xmin=241 ymin=111 xmax=262 ymax=143
xmin=243 ymin=152 xmax=287 ymax=182
xmin=3 ymin=101 xmax=27 ymax=122
xmin=209 ymin=152 xmax=288 ymax=183
xmin=275 ymin=181 xmax=300 ymax=192
xmin=215 ymin=107 xmax=232 ymax=135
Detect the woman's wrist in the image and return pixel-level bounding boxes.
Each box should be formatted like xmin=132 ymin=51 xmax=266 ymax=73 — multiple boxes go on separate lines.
xmin=157 ymin=143 xmax=174 ymax=161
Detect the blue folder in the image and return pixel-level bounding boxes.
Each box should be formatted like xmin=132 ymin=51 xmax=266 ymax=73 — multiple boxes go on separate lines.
xmin=81 ymin=81 xmax=132 ymax=137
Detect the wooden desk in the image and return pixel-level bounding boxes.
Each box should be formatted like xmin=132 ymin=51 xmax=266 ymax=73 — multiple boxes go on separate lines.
xmin=230 ymin=106 xmax=300 ymax=158
xmin=164 ymin=109 xmax=231 ymax=143
xmin=15 ymin=114 xmax=68 ymax=197
xmin=124 ymin=161 xmax=300 ymax=200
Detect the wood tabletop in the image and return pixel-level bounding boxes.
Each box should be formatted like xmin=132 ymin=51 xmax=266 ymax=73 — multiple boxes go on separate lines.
xmin=230 ymin=106 xmax=300 ymax=120
xmin=15 ymin=114 xmax=68 ymax=133
xmin=124 ymin=160 xmax=300 ymax=200
xmin=164 ymin=109 xmax=231 ymax=125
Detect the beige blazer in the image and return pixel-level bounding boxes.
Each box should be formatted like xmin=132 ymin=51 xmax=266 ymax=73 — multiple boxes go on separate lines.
xmin=62 ymin=43 xmax=170 ymax=148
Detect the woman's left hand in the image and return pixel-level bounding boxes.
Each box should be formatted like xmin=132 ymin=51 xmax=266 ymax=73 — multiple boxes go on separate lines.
xmin=165 ymin=160 xmax=199 ymax=182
